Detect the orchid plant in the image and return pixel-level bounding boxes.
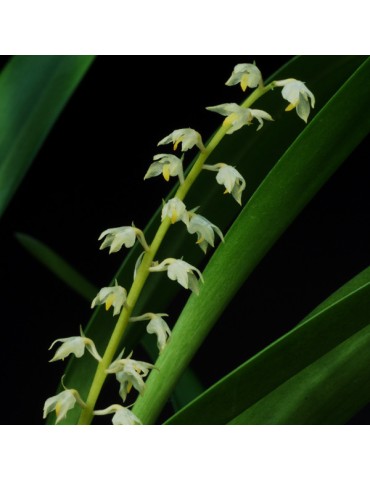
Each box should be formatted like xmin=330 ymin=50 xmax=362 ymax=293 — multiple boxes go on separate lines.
xmin=2 ymin=56 xmax=369 ymax=425
xmin=42 ymin=61 xmax=318 ymax=425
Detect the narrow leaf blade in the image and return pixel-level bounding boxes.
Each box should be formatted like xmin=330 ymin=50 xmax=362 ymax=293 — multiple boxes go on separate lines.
xmin=0 ymin=55 xmax=94 ymax=217
xmin=166 ymin=266 xmax=370 ymax=424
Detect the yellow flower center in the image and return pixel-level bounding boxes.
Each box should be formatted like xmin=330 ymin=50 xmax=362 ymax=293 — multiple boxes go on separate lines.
xmin=171 ymin=211 xmax=178 ymax=223
xmin=223 ymin=112 xmax=238 ymax=129
xmin=105 ymin=293 xmax=115 ymax=311
xmin=173 ymin=136 xmax=184 ymax=151
xmin=285 ymin=102 xmax=297 ymax=112
xmin=241 ymin=73 xmax=249 ymax=92
xmin=162 ymin=164 xmax=171 ymax=181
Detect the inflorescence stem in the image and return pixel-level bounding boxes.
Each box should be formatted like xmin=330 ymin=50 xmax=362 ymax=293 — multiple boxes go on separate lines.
xmin=77 ymin=82 xmax=274 ymax=425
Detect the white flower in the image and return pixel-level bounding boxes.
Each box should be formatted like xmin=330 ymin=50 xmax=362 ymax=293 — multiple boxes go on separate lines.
xmin=149 ymin=258 xmax=204 ymax=295
xmin=186 ymin=213 xmax=224 ymax=253
xmin=158 ymin=128 xmax=205 ymax=152
xmin=43 ymin=388 xmax=86 ymax=424
xmin=99 ymin=225 xmax=149 ymax=253
xmin=225 ymin=63 xmax=262 ymax=91
xmin=275 ymin=78 xmax=315 ymax=123
xmin=206 ymin=103 xmax=272 ymax=133
xmin=94 ymin=404 xmax=142 ymax=425
xmin=130 ymin=313 xmax=171 ymax=353
xmin=49 ymin=326 xmax=101 ymax=362
xmin=161 ymin=197 xmax=187 ymax=224
xmin=144 ymin=154 xmax=185 ymax=184
xmin=106 ymin=351 xmax=155 ymax=399
xmin=203 ymin=163 xmax=246 ymax=205
xmin=91 ymin=280 xmax=127 ymax=316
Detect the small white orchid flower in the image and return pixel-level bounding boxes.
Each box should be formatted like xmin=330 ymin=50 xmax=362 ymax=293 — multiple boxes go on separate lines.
xmin=225 ymin=63 xmax=262 ymax=91
xmin=203 ymin=163 xmax=246 ymax=205
xmin=94 ymin=404 xmax=142 ymax=425
xmin=49 ymin=326 xmax=101 ymax=362
xmin=43 ymin=386 xmax=86 ymax=424
xmin=158 ymin=128 xmax=205 ymax=152
xmin=149 ymin=258 xmax=204 ymax=295
xmin=186 ymin=213 xmax=224 ymax=253
xmin=161 ymin=197 xmax=187 ymax=224
xmin=106 ymin=351 xmax=156 ymax=399
xmin=99 ymin=225 xmax=149 ymax=253
xmin=91 ymin=280 xmax=127 ymax=316
xmin=275 ymin=78 xmax=315 ymax=123
xmin=206 ymin=103 xmax=272 ymax=133
xmin=144 ymin=154 xmax=185 ymax=184
xmin=130 ymin=313 xmax=171 ymax=353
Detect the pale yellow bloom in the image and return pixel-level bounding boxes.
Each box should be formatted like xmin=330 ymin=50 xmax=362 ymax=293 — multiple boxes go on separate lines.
xmin=225 ymin=63 xmax=262 ymax=91
xmin=91 ymin=280 xmax=127 ymax=316
xmin=275 ymin=78 xmax=315 ymax=122
xmin=158 ymin=128 xmax=204 ymax=152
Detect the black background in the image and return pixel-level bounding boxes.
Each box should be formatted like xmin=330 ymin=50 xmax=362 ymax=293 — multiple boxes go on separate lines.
xmin=0 ymin=56 xmax=369 ymax=424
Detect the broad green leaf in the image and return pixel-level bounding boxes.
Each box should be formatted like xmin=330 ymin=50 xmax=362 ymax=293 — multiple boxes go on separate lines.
xmin=165 ymin=266 xmax=370 ymax=424
xmin=0 ymin=55 xmax=94 ymax=218
xmin=59 ymin=56 xmax=367 ymax=424
xmin=132 ymin=57 xmax=370 ymax=424
xmin=15 ymin=233 xmax=97 ymax=301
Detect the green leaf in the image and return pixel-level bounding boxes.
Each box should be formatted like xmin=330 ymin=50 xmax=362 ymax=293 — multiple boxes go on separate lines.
xmin=132 ymin=57 xmax=370 ymax=424
xmin=0 ymin=55 xmax=94 ymax=218
xmin=230 ymin=324 xmax=370 ymax=425
xmin=165 ymin=266 xmax=370 ymax=424
xmin=15 ymin=233 xmax=96 ymax=301
xmin=58 ymin=56 xmax=368 ymax=424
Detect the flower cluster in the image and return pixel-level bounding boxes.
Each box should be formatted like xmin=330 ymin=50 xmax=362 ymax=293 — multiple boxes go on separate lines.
xmin=44 ymin=59 xmax=314 ymax=425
